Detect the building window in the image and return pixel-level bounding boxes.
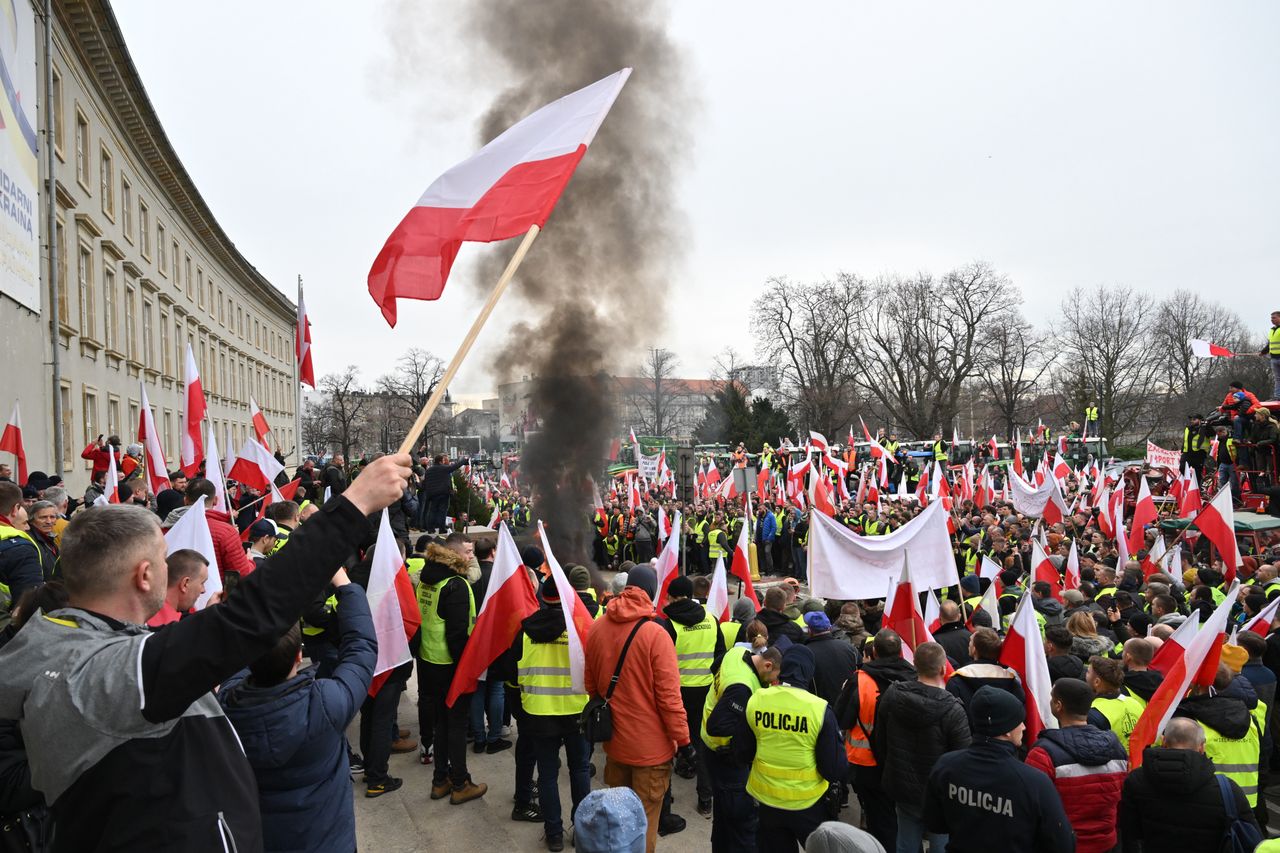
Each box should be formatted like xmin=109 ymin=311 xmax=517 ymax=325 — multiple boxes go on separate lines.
xmin=184 ymin=255 xmax=192 ymax=299
xmin=60 ymin=384 xmax=74 ymax=471
xmin=124 ymin=284 xmax=137 ymax=360
xmin=174 ymin=319 xmax=183 ymax=380
xmin=138 ymin=200 xmax=150 ymax=259
xmin=159 ymin=309 xmax=171 ymax=375
xmin=219 ymin=351 xmax=227 ymax=397
xmin=217 ymin=287 xmax=224 ymax=324
xmin=171 ymin=240 xmax=179 ymax=287
xmin=163 ymin=410 xmax=174 ymax=460
xmin=99 ymin=147 xmax=113 ymax=218
xmin=197 ymin=269 xmax=204 ymax=308
xmin=157 ymin=223 xmax=167 ymax=274
xmin=74 ymin=110 xmax=89 ymax=188
xmin=237 ymin=307 xmax=243 ymax=338
xmin=77 ymin=243 xmax=94 ymax=338
xmin=121 ymin=175 xmax=132 ymax=240
xmin=142 ymin=299 xmax=154 ymax=368
xmin=103 ymin=265 xmax=117 ymax=350
xmin=107 ymin=397 xmax=120 ymax=438
xmin=54 ymin=218 xmax=69 ymax=325
xmin=128 ymin=401 xmax=139 ymax=439
xmin=51 ymin=68 xmax=63 ymax=155
xmin=82 ymin=388 xmax=97 ymax=445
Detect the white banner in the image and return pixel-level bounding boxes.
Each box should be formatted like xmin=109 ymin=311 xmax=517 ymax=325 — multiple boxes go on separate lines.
xmin=809 ymin=500 xmax=959 ymax=600
xmin=637 ymin=450 xmax=660 ymax=480
xmin=0 ymin=2 xmax=39 ymax=311
xmin=1146 ymin=441 xmax=1181 ymax=471
xmin=1008 ymin=474 xmax=1069 ymax=520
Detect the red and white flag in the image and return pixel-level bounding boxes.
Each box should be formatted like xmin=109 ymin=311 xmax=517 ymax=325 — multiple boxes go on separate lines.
xmin=925 ymin=587 xmax=942 ymax=634
xmin=1189 ymin=339 xmax=1236 ymax=358
xmin=1129 ymin=477 xmax=1156 ymax=555
xmin=487 ymin=508 xmax=501 ymax=530
xmin=164 ymin=497 xmax=221 ymax=608
xmin=228 ymin=438 xmax=285 ymax=492
xmin=296 ymin=282 xmax=315 ymax=388
xmin=999 ymin=592 xmax=1057 ymax=744
xmin=654 ymin=510 xmax=682 ymax=609
xmin=1243 ymin=596 xmax=1280 ymax=637
xmin=368 ymin=508 xmax=414 ymax=677
xmin=1031 ymin=538 xmax=1062 ymax=603
xmin=808 ymin=430 xmax=829 ymax=455
xmin=447 ymin=523 xmax=538 ymax=705
xmin=367 ymin=69 xmax=631 ymax=325
xmin=137 ymin=385 xmax=170 ymax=496
xmin=1180 ymin=466 xmax=1202 ymax=517
xmin=249 ymin=398 xmax=271 ymax=449
xmin=0 ymin=401 xmax=27 ymax=485
xmin=1149 ymin=609 xmax=1200 ymax=675
xmin=884 ymin=555 xmax=935 ymax=659
xmin=180 ymin=343 xmax=207 ymax=478
xmin=1013 ymin=430 xmax=1024 ymax=478
xmin=1065 ymin=538 xmax=1081 ymax=591
xmin=203 ymin=425 xmax=229 ymax=512
xmin=1194 ymin=485 xmax=1241 ymax=584
xmin=967 ymin=580 xmax=1001 ymax=630
xmin=730 ymin=499 xmax=760 ymax=612
xmin=707 ymin=556 xmax=730 ymax=623
xmin=97 ymin=450 xmax=120 ymax=506
xmin=538 ymin=522 xmax=595 ymax=692
xmin=809 ymin=467 xmax=836 ymax=516
xmin=1130 ymin=584 xmax=1239 ymax=767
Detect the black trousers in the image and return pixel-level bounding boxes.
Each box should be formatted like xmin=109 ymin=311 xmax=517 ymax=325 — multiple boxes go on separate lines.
xmin=419 ymin=660 xmax=472 ymax=786
xmin=360 ymin=663 xmax=409 ymax=783
xmin=756 ymin=801 xmax=828 ymax=852
xmin=706 ymin=749 xmax=757 ymax=853
xmin=850 ymin=763 xmax=897 ymax=851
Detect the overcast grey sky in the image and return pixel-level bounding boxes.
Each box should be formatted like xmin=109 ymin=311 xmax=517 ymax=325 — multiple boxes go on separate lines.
xmin=113 ymin=1 xmax=1279 ymax=397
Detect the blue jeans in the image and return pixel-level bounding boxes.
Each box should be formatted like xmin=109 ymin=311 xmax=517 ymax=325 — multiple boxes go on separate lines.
xmin=1219 ymin=463 xmax=1239 ymax=501
xmin=532 ymin=732 xmax=592 ymax=837
xmin=469 ymin=679 xmax=504 ymax=743
xmin=791 ymin=545 xmax=807 ymax=582
xmin=424 ymin=493 xmax=450 ymax=533
xmin=896 ymin=803 xmax=947 ymax=853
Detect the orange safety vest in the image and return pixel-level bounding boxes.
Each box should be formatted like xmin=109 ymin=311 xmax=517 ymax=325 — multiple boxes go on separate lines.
xmin=844 ymin=670 xmax=881 ymax=766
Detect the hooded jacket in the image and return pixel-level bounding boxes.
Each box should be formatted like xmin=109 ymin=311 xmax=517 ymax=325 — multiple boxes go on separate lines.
xmin=511 ymin=607 xmax=581 ymax=737
xmin=806 ymin=630 xmax=862 ymax=705
xmin=946 ymin=658 xmax=1026 ymax=711
xmin=1122 ymin=669 xmax=1163 ymax=703
xmin=417 ymin=543 xmax=473 ymax=665
xmin=1032 ymin=595 xmax=1066 ymax=627
xmin=1173 ymin=692 xmax=1253 ymax=741
xmin=872 ymin=679 xmax=971 ymax=808
xmin=583 ymin=586 xmax=689 ymax=766
xmin=205 ymin=507 xmax=256 ymax=579
xmin=757 ymin=606 xmax=805 ymax=646
xmin=218 ymin=584 xmax=375 ymax=853
xmin=1026 ymin=724 xmax=1128 ymax=853
xmin=1119 ymin=746 xmax=1257 ymax=853
xmin=1070 ymin=633 xmax=1113 ymax=662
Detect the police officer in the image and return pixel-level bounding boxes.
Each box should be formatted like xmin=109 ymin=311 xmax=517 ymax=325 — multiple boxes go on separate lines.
xmin=923 ymin=687 xmax=1074 ymax=853
xmin=735 ymin=645 xmax=848 ymax=850
xmin=661 ymin=576 xmax=725 ymax=815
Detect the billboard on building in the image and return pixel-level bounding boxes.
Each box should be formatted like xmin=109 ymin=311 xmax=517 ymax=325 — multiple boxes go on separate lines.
xmin=0 ymin=0 xmax=39 ymax=312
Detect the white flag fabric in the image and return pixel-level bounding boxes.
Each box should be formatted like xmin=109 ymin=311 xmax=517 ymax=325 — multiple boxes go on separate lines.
xmin=368 ymin=509 xmax=411 ymax=676
xmin=809 ymin=499 xmax=959 ymax=599
xmin=538 ymin=522 xmax=590 ymax=692
xmin=707 ymin=556 xmax=730 ymax=623
xmin=1008 ymin=474 xmax=1069 ymax=520
xmin=164 ymin=498 xmax=222 ymax=609
xmin=204 ymin=425 xmax=228 ymax=513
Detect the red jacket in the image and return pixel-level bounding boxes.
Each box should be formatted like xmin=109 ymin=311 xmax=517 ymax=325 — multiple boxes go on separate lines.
xmin=1221 ymin=389 xmax=1261 ymax=415
xmin=80 ymin=442 xmax=118 ymax=475
xmin=206 ymin=508 xmax=257 ymax=579
xmin=1026 ymin=724 xmax=1128 ymax=853
xmin=584 ymin=587 xmax=689 ymax=766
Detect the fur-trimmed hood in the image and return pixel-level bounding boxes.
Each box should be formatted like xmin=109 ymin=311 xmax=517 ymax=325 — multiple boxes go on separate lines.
xmin=422 ymin=542 xmax=469 ymax=579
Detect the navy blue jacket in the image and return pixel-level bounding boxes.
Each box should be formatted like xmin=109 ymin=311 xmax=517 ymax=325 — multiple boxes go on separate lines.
xmin=218 ymin=584 xmax=375 ymax=853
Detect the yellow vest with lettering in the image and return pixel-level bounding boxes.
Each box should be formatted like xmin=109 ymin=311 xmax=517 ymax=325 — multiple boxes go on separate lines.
xmin=674 ymin=610 xmax=718 ymax=688
xmin=417 ymin=575 xmax=476 ymax=664
xmin=1203 ymin=708 xmax=1262 ymax=807
xmin=1093 ymin=693 xmax=1142 ymax=757
xmin=702 ymin=649 xmax=760 ymax=750
xmin=518 ymin=630 xmax=588 ymax=717
xmin=746 ymin=684 xmax=829 ymax=810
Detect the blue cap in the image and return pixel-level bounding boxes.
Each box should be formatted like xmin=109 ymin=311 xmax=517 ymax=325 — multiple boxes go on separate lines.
xmin=803 ymin=611 xmax=832 ymax=632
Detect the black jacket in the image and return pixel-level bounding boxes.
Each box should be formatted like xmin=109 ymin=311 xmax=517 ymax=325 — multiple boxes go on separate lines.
xmin=932 ymin=621 xmax=972 ymax=667
xmin=946 ymin=658 xmax=1026 ymax=712
xmin=1047 ymin=652 xmax=1085 ymax=683
xmin=1119 ymin=747 xmax=1257 ymax=853
xmin=0 ymin=528 xmax=43 ymax=611
xmin=757 ymin=607 xmax=805 ymax=646
xmin=924 ymin=737 xmax=1074 ymax=853
xmin=320 ymin=463 xmax=347 ymax=496
xmin=1122 ymin=669 xmax=1163 ymax=703
xmin=419 ymin=460 xmax=468 ymax=500
xmin=417 ymin=544 xmax=474 ymax=665
xmin=804 ymin=632 xmax=861 ymax=705
xmin=873 ymin=680 xmax=971 ymax=808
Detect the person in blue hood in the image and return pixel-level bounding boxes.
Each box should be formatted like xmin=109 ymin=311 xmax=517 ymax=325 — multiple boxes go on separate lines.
xmin=218 ymin=567 xmax=376 ymax=851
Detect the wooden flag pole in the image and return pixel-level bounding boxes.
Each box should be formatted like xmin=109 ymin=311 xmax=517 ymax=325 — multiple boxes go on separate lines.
xmin=396 ymin=224 xmax=542 ymax=456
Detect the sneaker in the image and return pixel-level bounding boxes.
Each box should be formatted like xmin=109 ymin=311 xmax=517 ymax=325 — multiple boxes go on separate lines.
xmin=419 ymin=745 xmax=433 ymax=765
xmin=545 ymin=833 xmax=564 ymax=852
xmin=486 ymin=738 xmax=513 ymax=754
xmin=450 ymin=779 xmax=489 ymax=805
xmin=473 ymin=740 xmax=487 ymax=754
xmin=499 ymin=725 xmax=513 ymax=737
xmin=513 ymin=783 xmax=540 ymax=803
xmin=658 ymin=812 xmax=686 ymax=837
xmin=365 ymin=776 xmax=403 ymax=798
xmin=697 ymin=798 xmax=712 ymax=819
xmin=349 ymin=755 xmax=365 ymax=778
xmin=511 ymin=802 xmax=542 ymax=822
xmin=392 ymin=736 xmax=419 ymax=754
xmin=430 ymin=780 xmax=453 ymax=800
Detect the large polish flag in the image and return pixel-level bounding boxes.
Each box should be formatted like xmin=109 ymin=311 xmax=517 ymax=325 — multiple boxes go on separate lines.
xmin=367 ymin=69 xmax=632 ymax=326
xmin=538 ymin=521 xmax=595 ymax=692
xmin=654 ymin=510 xmax=682 ymax=610
xmin=1148 ymin=609 xmax=1199 ymax=675
xmin=249 ymin=398 xmax=271 ymax=449
xmin=1189 ymin=339 xmax=1235 ymax=358
xmin=1193 ymin=485 xmax=1241 ymax=584
xmin=0 ymin=401 xmax=27 ymax=485
xmin=447 ymin=522 xmax=539 ymax=706
xmin=367 ymin=509 xmax=416 ymax=688
xmin=180 ymin=343 xmax=207 ymax=478
xmin=228 ymin=438 xmax=285 ymax=492
xmin=999 ymin=592 xmax=1056 ymax=744
xmin=137 ymin=384 xmax=170 ymax=496
xmin=296 ymin=285 xmax=315 ymax=388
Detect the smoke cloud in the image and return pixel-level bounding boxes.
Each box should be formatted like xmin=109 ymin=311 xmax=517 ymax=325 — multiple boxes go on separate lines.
xmin=449 ymin=0 xmax=694 ymax=561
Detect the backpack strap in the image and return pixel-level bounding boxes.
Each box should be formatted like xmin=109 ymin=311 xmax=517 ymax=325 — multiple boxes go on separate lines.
xmin=1216 ymin=774 xmax=1239 ymax=821
xmin=604 ymin=618 xmax=648 ymax=701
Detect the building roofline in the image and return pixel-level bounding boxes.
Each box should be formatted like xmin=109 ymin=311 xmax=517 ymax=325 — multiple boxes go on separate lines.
xmin=57 ymin=0 xmax=294 ymax=319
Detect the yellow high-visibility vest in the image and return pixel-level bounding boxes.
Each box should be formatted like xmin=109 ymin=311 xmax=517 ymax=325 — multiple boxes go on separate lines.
xmin=674 ymin=610 xmax=718 ymax=688
xmin=745 ymin=684 xmax=829 ymax=810
xmin=518 ymin=630 xmax=588 ymax=717
xmin=417 ymin=575 xmax=475 ymax=664
xmin=1202 ymin=707 xmax=1263 ymax=807
xmin=701 ymin=649 xmax=759 ymax=750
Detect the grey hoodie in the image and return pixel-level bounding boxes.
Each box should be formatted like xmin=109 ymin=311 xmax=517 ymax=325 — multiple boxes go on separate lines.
xmin=805 ymin=821 xmax=887 ymax=853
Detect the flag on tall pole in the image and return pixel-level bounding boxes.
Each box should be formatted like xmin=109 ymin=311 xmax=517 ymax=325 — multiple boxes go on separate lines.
xmin=1193 ymin=485 xmax=1241 ymax=584
xmin=0 ymin=401 xmax=27 ymax=485
xmin=296 ymin=277 xmax=315 ymax=388
xmin=367 ymin=69 xmax=631 ymax=326
xmin=180 ymin=343 xmax=207 ymax=478
xmin=1000 ymin=593 xmax=1056 ymax=745
xmin=137 ymin=384 xmax=170 ymax=497
xmin=707 ymin=556 xmax=730 ymax=623
xmin=730 ymin=498 xmax=760 ymax=612
xmin=538 ymin=522 xmax=595 ymax=692
xmin=249 ymin=398 xmax=271 ymax=449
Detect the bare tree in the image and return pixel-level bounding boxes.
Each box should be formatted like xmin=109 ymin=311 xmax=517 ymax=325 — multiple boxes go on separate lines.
xmin=376 ymin=348 xmax=450 ymax=454
xmin=979 ymin=311 xmax=1055 ymax=440
xmin=856 ymin=262 xmax=1020 ymax=439
xmin=627 ymin=347 xmax=689 ymax=437
xmin=752 ymin=274 xmax=864 ymax=437
xmin=300 ymin=400 xmax=331 ymax=456
xmin=1151 ymin=291 xmax=1253 ymax=412
xmin=1057 ymin=285 xmax=1161 ymax=442
xmin=319 ymin=366 xmax=368 ymax=462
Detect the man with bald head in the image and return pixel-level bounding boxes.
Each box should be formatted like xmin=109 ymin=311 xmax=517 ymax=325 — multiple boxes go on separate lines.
xmin=932 ymin=600 xmax=973 ymax=667
xmin=0 ymin=454 xmax=413 ymax=852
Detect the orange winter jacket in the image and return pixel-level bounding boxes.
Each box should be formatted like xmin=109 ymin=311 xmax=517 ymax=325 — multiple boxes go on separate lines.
xmin=584 ymin=587 xmax=690 ymax=766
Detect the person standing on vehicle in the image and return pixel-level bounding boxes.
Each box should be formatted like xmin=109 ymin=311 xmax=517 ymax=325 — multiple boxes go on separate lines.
xmin=1262 ymin=310 xmax=1280 ymax=401
xmin=1181 ymin=414 xmax=1209 ymax=478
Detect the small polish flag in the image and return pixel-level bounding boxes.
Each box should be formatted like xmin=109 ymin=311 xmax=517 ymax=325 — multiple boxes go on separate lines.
xmin=203 ymin=426 xmax=229 ymax=513
xmin=730 ymin=498 xmax=759 ymax=611
xmin=1129 ymin=477 xmax=1156 ymax=555
xmin=808 ymin=430 xmax=829 ymax=455
xmin=98 ymin=450 xmax=120 ymax=506
xmin=367 ymin=509 xmax=414 ymax=678
xmin=1193 ymin=486 xmax=1241 ymax=584
xmin=1243 ymin=596 xmax=1280 ymax=637
xmin=0 ymin=401 xmax=28 ymax=485
xmin=654 ymin=511 xmax=682 ymax=609
xmin=1149 ymin=609 xmax=1200 ymax=675
xmin=1179 ymin=466 xmax=1202 ymax=517
xmin=180 ymin=344 xmax=207 ymax=478
xmin=967 ymin=579 xmax=1001 ymax=630
xmin=137 ymin=384 xmax=171 ymax=497
xmin=538 ymin=522 xmax=596 ymax=692
xmin=999 ymin=592 xmax=1057 ymax=744
xmin=368 ymin=69 xmax=631 ymax=326
xmin=228 ymin=439 xmax=286 ymax=492
xmin=296 ymin=282 xmax=316 ymax=388
xmin=249 ymin=398 xmax=271 ymax=449
xmin=925 ymin=587 xmax=943 ymax=634
xmin=1031 ymin=538 xmax=1062 ymax=603
xmin=1189 ymin=339 xmax=1235 ymax=358
xmin=707 ymin=556 xmax=730 ymax=623
xmin=164 ymin=497 xmax=222 ymax=608
xmin=1065 ymin=538 xmax=1081 ymax=591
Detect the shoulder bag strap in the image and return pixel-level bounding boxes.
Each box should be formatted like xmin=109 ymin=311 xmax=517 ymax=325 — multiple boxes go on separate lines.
xmin=604 ymin=618 xmax=649 ymax=700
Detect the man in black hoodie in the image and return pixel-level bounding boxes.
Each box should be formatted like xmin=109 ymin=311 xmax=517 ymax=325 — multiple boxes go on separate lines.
xmin=872 ymin=641 xmax=970 ymax=853
xmin=512 ymin=577 xmax=593 ymax=852
xmin=758 ymin=585 xmax=805 ymax=647
xmin=660 ymin=575 xmax=725 ymax=816
xmin=1120 ymin=716 xmax=1259 ymax=852
xmin=932 ymin=600 xmax=973 ymax=667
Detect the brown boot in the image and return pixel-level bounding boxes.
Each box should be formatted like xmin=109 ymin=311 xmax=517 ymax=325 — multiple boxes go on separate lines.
xmin=450 ymin=778 xmax=488 ymax=805
xmin=430 ymin=780 xmax=453 ymax=800
xmin=391 ymin=736 xmax=419 ymax=754
xmin=397 ymin=727 xmax=410 ymax=740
